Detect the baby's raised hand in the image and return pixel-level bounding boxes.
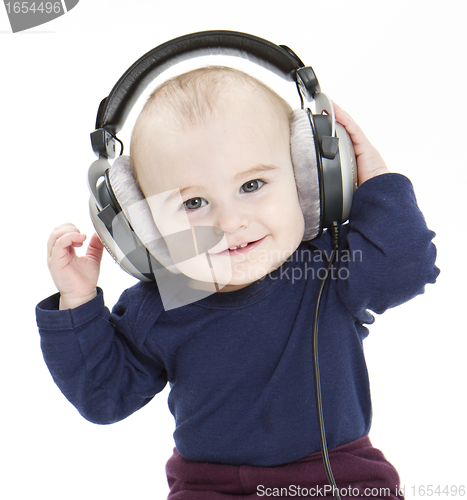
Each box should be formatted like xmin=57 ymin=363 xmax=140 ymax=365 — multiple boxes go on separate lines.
xmin=333 ymin=102 xmax=390 ymax=185
xmin=47 ymin=223 xmax=104 ymax=310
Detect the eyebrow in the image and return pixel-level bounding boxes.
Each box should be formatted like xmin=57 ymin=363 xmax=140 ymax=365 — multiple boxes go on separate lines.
xmin=234 ymin=163 xmax=279 ymax=180
xmin=163 ymin=164 xmax=279 ymax=203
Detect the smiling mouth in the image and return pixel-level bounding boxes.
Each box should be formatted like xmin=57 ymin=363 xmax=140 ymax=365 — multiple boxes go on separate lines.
xmin=228 ymin=243 xmax=249 ymax=251
xmin=215 ymin=237 xmax=266 ymax=255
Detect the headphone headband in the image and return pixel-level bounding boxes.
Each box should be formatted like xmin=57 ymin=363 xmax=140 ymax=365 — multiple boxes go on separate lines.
xmin=95 ymin=30 xmax=319 ymax=135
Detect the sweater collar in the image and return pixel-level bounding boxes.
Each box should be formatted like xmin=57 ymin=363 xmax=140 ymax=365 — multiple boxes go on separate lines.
xmin=190 ymin=253 xmax=295 ymax=309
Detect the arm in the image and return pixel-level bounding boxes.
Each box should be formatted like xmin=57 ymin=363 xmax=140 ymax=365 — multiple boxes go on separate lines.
xmin=39 ymin=223 xmax=167 ymax=424
xmin=335 ymin=173 xmax=439 ymax=317
xmin=320 ymin=105 xmax=439 ymax=317
xmin=36 ymin=286 xmax=167 ymax=424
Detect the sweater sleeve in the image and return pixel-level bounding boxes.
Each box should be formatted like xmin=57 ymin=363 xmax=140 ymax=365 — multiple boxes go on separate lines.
xmin=315 ymin=173 xmax=439 ymax=319
xmin=35 ymin=286 xmax=168 ymax=425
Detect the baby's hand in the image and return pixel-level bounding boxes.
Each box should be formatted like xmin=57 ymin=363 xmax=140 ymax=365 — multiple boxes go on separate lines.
xmin=47 ymin=223 xmax=104 ymax=310
xmin=333 ymin=102 xmax=390 ymax=185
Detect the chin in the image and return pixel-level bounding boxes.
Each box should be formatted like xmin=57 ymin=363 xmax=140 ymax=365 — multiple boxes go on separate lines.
xmin=216 ymin=281 xmax=252 ymax=293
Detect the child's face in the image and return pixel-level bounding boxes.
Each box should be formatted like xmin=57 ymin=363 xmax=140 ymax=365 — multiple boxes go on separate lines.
xmin=136 ymin=87 xmax=305 ymax=292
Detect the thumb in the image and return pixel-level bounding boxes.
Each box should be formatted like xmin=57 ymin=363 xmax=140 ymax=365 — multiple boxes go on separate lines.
xmin=86 ymin=233 xmax=104 ymax=264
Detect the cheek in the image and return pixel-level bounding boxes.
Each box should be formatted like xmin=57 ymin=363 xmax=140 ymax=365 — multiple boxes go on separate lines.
xmin=259 ymin=185 xmax=304 ymax=235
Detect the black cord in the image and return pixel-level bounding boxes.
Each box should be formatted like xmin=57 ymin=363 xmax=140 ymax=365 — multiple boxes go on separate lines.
xmin=109 ymin=132 xmax=124 ymax=156
xmin=296 ymin=81 xmax=305 ymax=109
xmin=312 ymin=221 xmax=341 ymax=500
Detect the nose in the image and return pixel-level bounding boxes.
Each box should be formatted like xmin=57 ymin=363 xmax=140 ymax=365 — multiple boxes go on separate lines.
xmin=212 ymin=199 xmax=249 ymax=235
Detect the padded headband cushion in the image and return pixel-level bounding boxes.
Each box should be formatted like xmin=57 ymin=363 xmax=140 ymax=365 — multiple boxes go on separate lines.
xmin=291 ymin=108 xmax=321 ymax=241
xmin=108 ymin=156 xmax=181 ymax=274
xmin=97 ymin=30 xmax=305 ymax=133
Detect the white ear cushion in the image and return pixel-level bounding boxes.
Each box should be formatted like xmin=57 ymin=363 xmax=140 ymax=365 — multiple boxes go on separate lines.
xmin=290 ymin=108 xmax=321 ymax=241
xmin=108 ymin=156 xmax=181 ymax=274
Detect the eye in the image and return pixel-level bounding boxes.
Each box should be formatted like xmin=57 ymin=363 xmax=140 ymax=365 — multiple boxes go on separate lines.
xmin=184 ymin=197 xmax=207 ymax=211
xmin=241 ymin=179 xmax=264 ymax=193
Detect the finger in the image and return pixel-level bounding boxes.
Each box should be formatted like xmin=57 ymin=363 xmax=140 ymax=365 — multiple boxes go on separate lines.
xmin=47 ymin=230 xmax=81 ymax=259
xmin=332 ymin=102 xmax=361 ymax=135
xmin=49 ymin=232 xmax=87 ymax=264
xmin=86 ymin=233 xmax=104 ymax=264
xmin=52 ymin=222 xmax=81 ymax=234
xmin=332 ymin=102 xmax=371 ymax=151
xmin=47 ymin=223 xmax=82 ymax=257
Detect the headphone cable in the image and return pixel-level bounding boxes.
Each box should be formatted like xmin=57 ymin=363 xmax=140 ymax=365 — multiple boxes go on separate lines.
xmin=312 ymin=221 xmax=341 ymax=500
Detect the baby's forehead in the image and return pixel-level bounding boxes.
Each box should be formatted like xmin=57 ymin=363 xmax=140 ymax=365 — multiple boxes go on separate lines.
xmin=145 ymin=67 xmax=291 ymax=128
xmin=137 ymin=87 xmax=286 ymax=151
xmin=154 ymin=80 xmax=284 ymax=126
xmin=130 ymin=67 xmax=292 ymax=191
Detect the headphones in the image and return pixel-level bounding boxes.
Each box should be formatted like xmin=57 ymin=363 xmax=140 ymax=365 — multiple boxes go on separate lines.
xmin=87 ymin=30 xmax=357 ymax=282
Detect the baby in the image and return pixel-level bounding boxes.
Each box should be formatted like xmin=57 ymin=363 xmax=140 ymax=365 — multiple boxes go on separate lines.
xmin=38 ymin=67 xmax=439 ymax=499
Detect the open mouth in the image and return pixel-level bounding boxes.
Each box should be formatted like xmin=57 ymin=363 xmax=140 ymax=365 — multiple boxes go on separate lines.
xmin=217 ymin=236 xmax=266 ymax=255
xmin=228 ymin=243 xmax=249 ymax=251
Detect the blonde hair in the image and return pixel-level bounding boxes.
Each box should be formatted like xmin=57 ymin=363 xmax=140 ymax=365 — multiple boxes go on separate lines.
xmin=130 ymin=66 xmax=293 ymax=180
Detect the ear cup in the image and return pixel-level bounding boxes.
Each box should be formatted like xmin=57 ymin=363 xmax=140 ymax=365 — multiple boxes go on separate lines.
xmin=290 ymin=108 xmax=321 ymax=241
xmin=291 ymin=108 xmax=358 ymax=237
xmin=108 ymin=156 xmax=181 ymax=274
xmin=88 ymin=157 xmax=162 ymax=280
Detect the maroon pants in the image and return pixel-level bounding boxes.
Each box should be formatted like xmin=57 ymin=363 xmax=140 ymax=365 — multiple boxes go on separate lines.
xmin=166 ymin=436 xmax=404 ymax=499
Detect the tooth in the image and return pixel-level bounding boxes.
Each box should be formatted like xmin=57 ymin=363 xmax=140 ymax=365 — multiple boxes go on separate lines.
xmin=240 ymin=243 xmax=248 ymax=248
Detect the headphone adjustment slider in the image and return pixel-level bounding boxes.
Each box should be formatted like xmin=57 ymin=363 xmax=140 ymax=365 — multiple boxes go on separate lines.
xmin=91 ymin=129 xmax=117 ymax=159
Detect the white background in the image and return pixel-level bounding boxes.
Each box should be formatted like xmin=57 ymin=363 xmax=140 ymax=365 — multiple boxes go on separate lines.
xmin=1 ymin=1 xmax=466 ymax=498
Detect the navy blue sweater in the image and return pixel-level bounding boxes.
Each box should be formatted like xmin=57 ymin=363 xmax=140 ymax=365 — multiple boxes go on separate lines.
xmin=36 ymin=174 xmax=439 ymax=466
